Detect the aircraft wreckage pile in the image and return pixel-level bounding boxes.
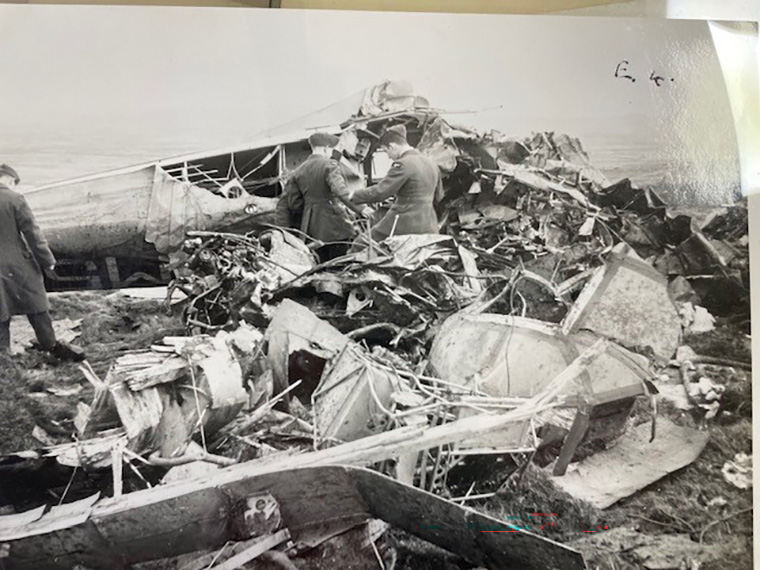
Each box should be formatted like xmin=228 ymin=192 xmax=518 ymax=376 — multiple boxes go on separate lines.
xmin=0 ymin=89 xmax=750 ymax=570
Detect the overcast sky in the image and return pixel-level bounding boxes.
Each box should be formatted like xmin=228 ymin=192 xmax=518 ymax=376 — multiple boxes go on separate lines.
xmin=0 ymin=6 xmax=741 ymax=193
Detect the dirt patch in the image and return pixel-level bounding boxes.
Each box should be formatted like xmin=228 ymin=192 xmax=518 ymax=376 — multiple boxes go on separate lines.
xmin=0 ymin=354 xmax=38 ymax=454
xmin=390 ymin=529 xmax=473 ymax=570
xmin=0 ymin=291 xmax=184 ymax=453
xmin=598 ymin=409 xmax=753 ymax=569
xmin=685 ymin=324 xmax=752 ymax=363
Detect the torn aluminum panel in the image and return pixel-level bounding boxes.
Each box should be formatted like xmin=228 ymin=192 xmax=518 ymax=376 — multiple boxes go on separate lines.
xmin=562 ymin=242 xmax=682 ymax=361
xmin=313 ymin=345 xmax=399 ymax=444
xmin=453 ymin=408 xmax=538 ymax=455
xmin=429 ymin=311 xmax=650 ymax=403
xmin=551 ymin=418 xmax=709 ymax=509
xmin=25 ymin=164 xmax=277 ymax=260
xmin=145 ymin=168 xmax=278 ymax=254
xmin=261 ymin=229 xmax=317 ymax=280
xmin=358 ymin=79 xmax=430 ymax=117
xmin=264 ymin=299 xmax=351 ymax=397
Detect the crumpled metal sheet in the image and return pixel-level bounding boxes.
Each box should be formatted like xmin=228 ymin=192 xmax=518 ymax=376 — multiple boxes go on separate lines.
xmin=562 ymin=243 xmax=682 ymax=361
xmin=552 ymin=418 xmax=708 ymax=509
xmin=145 ymin=167 xmax=277 ymax=254
xmin=358 ymin=79 xmax=430 ymax=117
xmin=429 ymin=312 xmax=649 ymax=401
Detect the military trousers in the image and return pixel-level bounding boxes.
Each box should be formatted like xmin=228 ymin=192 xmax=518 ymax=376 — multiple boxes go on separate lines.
xmin=0 ymin=311 xmax=57 ymax=353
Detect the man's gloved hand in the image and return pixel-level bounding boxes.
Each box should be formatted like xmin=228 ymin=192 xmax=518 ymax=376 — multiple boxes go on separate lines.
xmin=360 ymin=206 xmax=374 ymax=219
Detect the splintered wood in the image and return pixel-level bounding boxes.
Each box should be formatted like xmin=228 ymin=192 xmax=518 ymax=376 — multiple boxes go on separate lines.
xmin=73 ymin=326 xmax=257 ymax=464
xmin=118 ymin=352 xmax=189 ymax=391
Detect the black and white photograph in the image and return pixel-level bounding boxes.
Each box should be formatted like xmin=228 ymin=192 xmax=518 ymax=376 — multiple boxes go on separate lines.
xmin=0 ymin=5 xmax=753 ymax=569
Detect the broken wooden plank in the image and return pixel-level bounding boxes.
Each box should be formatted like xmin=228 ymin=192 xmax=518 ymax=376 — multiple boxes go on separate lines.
xmin=2 ymin=348 xmax=608 ymax=568
xmin=112 ymin=441 xmax=124 ymax=499
xmin=212 ymin=529 xmax=290 ymax=570
xmin=351 ymin=468 xmax=586 ymax=570
xmin=98 ymin=330 xmax=249 ymax=457
xmin=109 ymin=380 xmax=165 ymax=444
xmin=0 ymin=507 xmax=46 ymax=538
xmin=477 ymin=166 xmax=593 ymax=207
xmin=124 ymin=356 xmax=189 ymax=391
xmin=552 ymin=406 xmax=592 ymax=476
xmin=48 ymin=431 xmax=128 ymax=469
xmin=452 ymin=406 xmax=535 ymax=453
xmin=2 ymin=466 xmax=584 ymax=570
xmin=551 ymin=417 xmax=709 ymax=509
xmin=0 ymin=495 xmax=100 ymax=542
xmin=76 ymin=363 xmax=119 ymax=436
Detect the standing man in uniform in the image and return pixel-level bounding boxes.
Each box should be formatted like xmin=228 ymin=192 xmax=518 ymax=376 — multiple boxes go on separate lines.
xmin=0 ymin=164 xmax=85 ymax=361
xmin=275 ymin=132 xmax=371 ymax=261
xmin=350 ymin=124 xmax=443 ymax=242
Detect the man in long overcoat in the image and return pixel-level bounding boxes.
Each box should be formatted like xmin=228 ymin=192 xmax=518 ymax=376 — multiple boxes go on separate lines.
xmin=350 ymin=124 xmax=443 ymax=242
xmin=0 ymin=164 xmax=84 ymax=361
xmin=275 ymin=133 xmax=371 ymax=261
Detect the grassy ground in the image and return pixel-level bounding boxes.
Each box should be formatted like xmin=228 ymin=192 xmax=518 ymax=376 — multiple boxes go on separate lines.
xmin=0 ymin=291 xmax=183 ymax=454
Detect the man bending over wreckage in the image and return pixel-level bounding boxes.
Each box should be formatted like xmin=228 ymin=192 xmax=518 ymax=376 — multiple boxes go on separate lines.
xmin=0 ymin=164 xmax=85 ymax=361
xmin=275 ymin=132 xmax=372 ymax=262
xmin=350 ymin=124 xmax=444 ymax=244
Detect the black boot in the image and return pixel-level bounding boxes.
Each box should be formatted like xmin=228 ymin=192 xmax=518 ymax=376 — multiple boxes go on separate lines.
xmin=50 ymin=341 xmax=86 ymax=362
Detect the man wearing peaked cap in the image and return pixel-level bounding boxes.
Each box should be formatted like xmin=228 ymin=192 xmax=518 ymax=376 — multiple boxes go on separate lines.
xmin=378 ymin=124 xmax=409 ymax=147
xmin=0 ymin=165 xmax=85 ymax=361
xmin=307 ymin=132 xmax=340 ymax=147
xmin=0 ymin=163 xmax=20 ymax=183
xmin=351 ymin=124 xmax=443 ymax=242
xmin=275 ymin=132 xmax=372 ymax=261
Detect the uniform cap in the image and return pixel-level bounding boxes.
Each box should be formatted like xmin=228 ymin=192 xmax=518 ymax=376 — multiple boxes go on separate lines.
xmin=308 ymin=132 xmax=340 ymax=148
xmin=0 ymin=164 xmax=19 ymax=183
xmin=379 ymin=124 xmax=408 ymax=146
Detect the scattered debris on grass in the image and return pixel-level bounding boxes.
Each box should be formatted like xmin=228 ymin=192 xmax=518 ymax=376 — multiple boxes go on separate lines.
xmin=0 ymin=84 xmax=750 ymax=570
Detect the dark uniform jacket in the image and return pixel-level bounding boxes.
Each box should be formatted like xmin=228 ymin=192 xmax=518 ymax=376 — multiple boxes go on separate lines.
xmin=352 ymin=149 xmax=443 ymax=241
xmin=0 ymin=184 xmax=55 ymax=321
xmin=275 ymin=154 xmax=362 ymax=243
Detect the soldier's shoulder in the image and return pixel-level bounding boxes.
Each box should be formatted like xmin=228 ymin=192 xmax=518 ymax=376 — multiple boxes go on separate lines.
xmin=0 ymin=187 xmax=23 ymax=204
xmin=311 ymin=155 xmax=334 ymax=170
xmin=311 ymin=154 xmax=331 ymax=164
xmin=390 ymin=155 xmax=412 ymax=172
